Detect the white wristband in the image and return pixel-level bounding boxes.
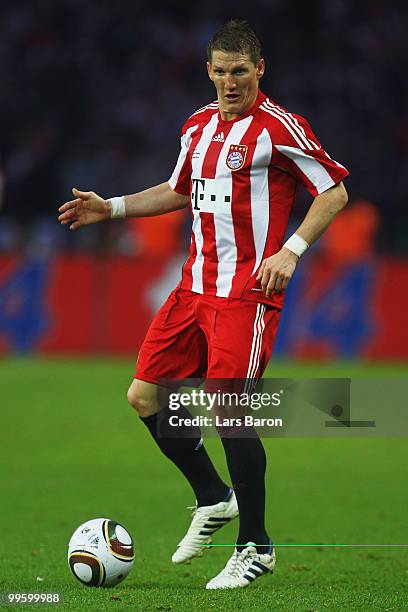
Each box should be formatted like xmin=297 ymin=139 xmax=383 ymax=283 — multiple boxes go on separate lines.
xmin=283 ymin=233 xmax=309 ymax=257
xmin=109 ymin=196 xmax=126 ymax=219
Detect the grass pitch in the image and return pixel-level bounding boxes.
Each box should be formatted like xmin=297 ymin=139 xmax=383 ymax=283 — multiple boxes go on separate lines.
xmin=1 ymin=357 xmax=407 ymax=611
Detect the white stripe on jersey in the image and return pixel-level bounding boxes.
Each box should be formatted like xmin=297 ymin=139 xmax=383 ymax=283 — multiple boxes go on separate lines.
xmin=168 ymin=124 xmax=198 ymax=190
xmin=264 ymin=99 xmax=319 ymax=150
xmin=250 ymin=128 xmax=272 ymax=276
xmin=214 ymin=115 xmax=254 ymax=297
xmin=191 ymin=101 xmax=219 ymax=117
xmin=276 ymin=145 xmax=335 ymax=193
xmin=321 ymin=148 xmax=348 ymax=171
xmin=191 ymin=114 xmax=219 ymax=293
xmin=191 ymin=216 xmax=205 ymax=293
xmin=191 ymin=113 xmax=219 ymax=176
xmin=260 ymin=103 xmax=311 ymax=150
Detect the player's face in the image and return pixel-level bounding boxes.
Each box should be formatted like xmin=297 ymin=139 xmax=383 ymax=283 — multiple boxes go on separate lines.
xmin=207 ymin=51 xmax=265 ymax=121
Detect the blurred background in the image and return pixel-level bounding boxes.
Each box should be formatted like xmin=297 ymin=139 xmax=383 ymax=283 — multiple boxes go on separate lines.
xmin=1 ymin=0 xmax=407 ymax=360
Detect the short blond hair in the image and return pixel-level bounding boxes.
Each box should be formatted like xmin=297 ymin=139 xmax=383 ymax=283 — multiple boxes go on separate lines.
xmin=207 ymin=20 xmax=262 ymax=66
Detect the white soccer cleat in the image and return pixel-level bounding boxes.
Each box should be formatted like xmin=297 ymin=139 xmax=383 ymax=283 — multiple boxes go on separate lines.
xmin=205 ymin=542 xmax=276 ymax=589
xmin=171 ymin=491 xmax=238 ymax=564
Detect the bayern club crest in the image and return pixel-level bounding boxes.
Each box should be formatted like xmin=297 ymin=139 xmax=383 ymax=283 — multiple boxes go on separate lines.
xmin=226 ymin=144 xmax=248 ymax=171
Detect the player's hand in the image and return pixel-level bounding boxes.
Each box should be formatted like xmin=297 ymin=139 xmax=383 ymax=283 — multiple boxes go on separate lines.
xmin=58 ymin=188 xmax=111 ymax=230
xmin=256 ymin=248 xmax=299 ymax=296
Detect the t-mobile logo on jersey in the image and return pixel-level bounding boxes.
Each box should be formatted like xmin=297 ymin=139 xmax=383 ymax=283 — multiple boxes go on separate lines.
xmin=191 ymin=178 xmax=205 ymax=210
xmin=191 ymin=177 xmax=232 ymax=214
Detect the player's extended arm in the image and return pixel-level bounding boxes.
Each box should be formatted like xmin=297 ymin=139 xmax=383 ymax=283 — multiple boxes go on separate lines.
xmin=58 ymin=182 xmax=189 ymax=231
xmin=257 ymin=181 xmax=348 ymax=296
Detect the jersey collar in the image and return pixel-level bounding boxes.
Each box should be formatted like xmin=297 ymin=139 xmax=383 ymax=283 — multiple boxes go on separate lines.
xmin=217 ymin=90 xmax=267 ymax=125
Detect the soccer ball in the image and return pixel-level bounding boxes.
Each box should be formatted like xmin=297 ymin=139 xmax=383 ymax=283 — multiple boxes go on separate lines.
xmin=68 ymin=518 xmax=134 ymax=587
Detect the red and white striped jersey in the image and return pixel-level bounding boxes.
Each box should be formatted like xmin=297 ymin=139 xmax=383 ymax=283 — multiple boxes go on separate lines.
xmin=168 ymin=90 xmax=349 ymax=308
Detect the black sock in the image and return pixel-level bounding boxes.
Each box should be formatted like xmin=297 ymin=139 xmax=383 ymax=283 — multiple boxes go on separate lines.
xmin=220 ymin=427 xmax=271 ymax=554
xmin=140 ymin=406 xmax=230 ymax=507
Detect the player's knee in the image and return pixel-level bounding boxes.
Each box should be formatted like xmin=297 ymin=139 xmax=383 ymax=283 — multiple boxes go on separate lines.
xmin=127 ymin=381 xmax=158 ymax=417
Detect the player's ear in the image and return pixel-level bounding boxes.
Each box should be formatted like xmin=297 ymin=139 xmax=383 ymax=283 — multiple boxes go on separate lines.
xmin=256 ymin=58 xmax=265 ymax=80
xmin=207 ymin=62 xmax=214 ymax=82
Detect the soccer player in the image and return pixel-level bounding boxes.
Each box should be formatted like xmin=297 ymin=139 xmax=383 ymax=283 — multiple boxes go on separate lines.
xmin=58 ymin=20 xmax=349 ymax=589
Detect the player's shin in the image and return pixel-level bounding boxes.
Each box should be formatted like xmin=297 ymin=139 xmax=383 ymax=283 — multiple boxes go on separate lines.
xmin=140 ymin=405 xmax=229 ymax=507
xmin=219 ymin=425 xmax=271 ymax=553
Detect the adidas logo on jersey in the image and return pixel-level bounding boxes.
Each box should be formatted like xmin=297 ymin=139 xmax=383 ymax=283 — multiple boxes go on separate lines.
xmin=212 ymin=132 xmax=225 ymax=143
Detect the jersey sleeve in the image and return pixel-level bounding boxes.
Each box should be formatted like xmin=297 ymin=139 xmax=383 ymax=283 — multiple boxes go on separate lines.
xmin=270 ymin=112 xmax=349 ymax=197
xmin=168 ymin=124 xmax=197 ymax=196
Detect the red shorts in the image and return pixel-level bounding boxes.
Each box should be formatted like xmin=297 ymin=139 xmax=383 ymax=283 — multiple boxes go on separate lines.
xmin=135 ymin=288 xmax=280 ymax=387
